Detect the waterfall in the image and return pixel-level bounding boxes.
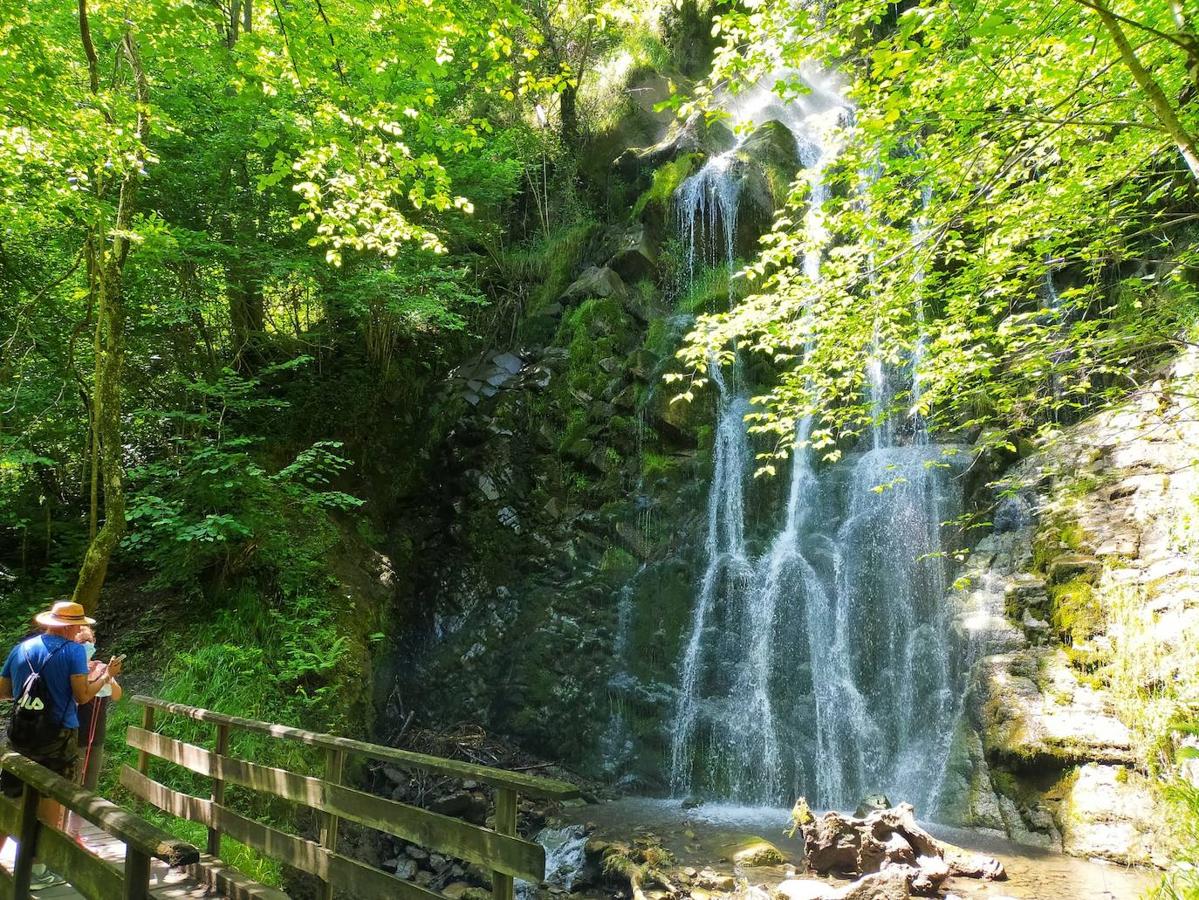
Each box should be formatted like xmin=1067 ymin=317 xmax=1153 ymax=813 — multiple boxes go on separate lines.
xmin=669 ymin=364 xmax=753 ymax=790
xmin=676 ymin=152 xmax=743 ymax=286
xmin=666 ymin=71 xmax=964 ymax=812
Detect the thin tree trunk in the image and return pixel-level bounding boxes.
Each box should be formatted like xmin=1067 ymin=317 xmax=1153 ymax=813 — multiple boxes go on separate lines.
xmin=87 ymin=255 xmax=101 ymax=541
xmin=1088 ymin=0 xmax=1199 ymax=181
xmin=72 ymin=30 xmax=147 ymax=613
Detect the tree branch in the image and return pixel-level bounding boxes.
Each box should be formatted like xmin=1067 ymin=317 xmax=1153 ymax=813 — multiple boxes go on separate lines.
xmin=1083 ymin=0 xmax=1199 ymax=181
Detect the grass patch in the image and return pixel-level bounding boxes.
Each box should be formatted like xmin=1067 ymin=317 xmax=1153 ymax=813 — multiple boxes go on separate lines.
xmin=1049 ymin=576 xmax=1103 ymax=645
xmin=631 ymin=154 xmax=700 ymax=221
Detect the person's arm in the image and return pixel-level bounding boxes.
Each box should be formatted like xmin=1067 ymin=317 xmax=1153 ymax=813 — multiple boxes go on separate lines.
xmin=107 ymin=677 xmax=123 ymax=701
xmin=71 ymin=672 xmax=108 ymax=704
xmin=69 ymin=643 xmax=112 ymax=704
xmin=0 ymin=647 xmax=14 ymax=700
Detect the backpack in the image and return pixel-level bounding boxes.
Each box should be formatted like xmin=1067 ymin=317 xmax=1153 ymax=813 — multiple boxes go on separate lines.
xmin=9 ymin=639 xmax=67 ymax=750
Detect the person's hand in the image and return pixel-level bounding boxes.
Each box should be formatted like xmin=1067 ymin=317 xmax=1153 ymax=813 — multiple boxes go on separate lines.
xmin=107 ymin=656 xmax=123 ymax=678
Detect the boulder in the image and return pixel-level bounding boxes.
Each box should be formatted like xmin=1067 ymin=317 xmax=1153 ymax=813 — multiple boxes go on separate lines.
xmin=738 ymin=120 xmax=800 ymax=180
xmin=800 ymin=804 xmax=1004 ymax=895
xmin=607 ymin=225 xmax=658 ymax=283
xmin=1056 ymin=763 xmax=1163 ymax=866
xmin=837 ymin=870 xmax=911 ymax=900
xmin=614 ymin=115 xmax=736 ymax=178
xmin=428 ymin=791 xmax=489 ymax=824
xmin=560 ymin=266 xmax=628 ymax=303
xmin=719 ymin=834 xmax=786 ymax=867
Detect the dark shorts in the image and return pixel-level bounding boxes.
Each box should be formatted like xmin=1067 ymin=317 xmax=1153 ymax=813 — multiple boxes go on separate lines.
xmin=1 ymin=729 xmax=80 ymax=797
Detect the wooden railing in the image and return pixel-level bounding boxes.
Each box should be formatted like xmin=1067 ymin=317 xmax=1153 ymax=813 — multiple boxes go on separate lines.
xmin=0 ymin=749 xmax=199 ymax=899
xmin=124 ymin=695 xmax=581 ymax=900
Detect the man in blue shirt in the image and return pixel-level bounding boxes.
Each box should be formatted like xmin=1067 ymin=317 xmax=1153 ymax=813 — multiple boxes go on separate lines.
xmin=0 ymin=601 xmax=121 ymax=837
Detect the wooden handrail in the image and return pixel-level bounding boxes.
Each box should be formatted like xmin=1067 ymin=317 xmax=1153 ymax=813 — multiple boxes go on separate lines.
xmin=130 ymin=694 xmax=583 ymax=900
xmin=131 ymin=695 xmax=581 ymax=799
xmin=0 ymin=750 xmax=201 ymax=900
xmin=0 ymin=751 xmax=198 ymax=867
xmin=125 ymin=727 xmax=546 ymax=880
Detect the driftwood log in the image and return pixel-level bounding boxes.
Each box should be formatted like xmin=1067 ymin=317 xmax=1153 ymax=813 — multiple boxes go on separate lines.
xmin=798 ymin=803 xmax=1005 ymax=897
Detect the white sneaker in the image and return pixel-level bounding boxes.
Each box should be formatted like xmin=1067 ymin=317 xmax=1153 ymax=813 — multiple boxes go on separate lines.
xmin=29 ymin=869 xmax=67 ymax=890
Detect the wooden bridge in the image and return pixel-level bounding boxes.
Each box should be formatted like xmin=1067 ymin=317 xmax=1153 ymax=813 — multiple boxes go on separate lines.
xmin=0 ymin=695 xmax=580 ymax=899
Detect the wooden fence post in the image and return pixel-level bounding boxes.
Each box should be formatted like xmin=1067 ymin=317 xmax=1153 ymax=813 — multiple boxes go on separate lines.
xmin=318 ymin=747 xmax=345 ymax=900
xmin=13 ymin=781 xmax=42 ymax=898
xmin=491 ymin=788 xmax=517 ymax=900
xmin=207 ymin=722 xmax=229 ymax=857
xmin=123 ymin=846 xmax=151 ymax=900
xmin=136 ymin=706 xmax=155 ymax=775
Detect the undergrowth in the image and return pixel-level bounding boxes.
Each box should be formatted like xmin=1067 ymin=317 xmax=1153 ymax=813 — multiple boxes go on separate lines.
xmin=94 ymin=578 xmax=367 ymax=887
xmin=1107 ymin=488 xmax=1199 ymax=897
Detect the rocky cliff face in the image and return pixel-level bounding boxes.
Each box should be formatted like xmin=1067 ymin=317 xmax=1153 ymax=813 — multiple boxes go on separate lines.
xmin=941 ymin=350 xmax=1199 ymax=865
xmin=383 ymin=104 xmax=802 ymax=787
xmin=379 ymin=52 xmax=1196 ymax=870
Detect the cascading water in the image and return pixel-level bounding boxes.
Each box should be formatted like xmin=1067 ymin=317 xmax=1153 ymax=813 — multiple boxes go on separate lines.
xmin=666 ymin=69 xmax=965 ymax=812
xmin=676 ymin=152 xmax=743 ymax=285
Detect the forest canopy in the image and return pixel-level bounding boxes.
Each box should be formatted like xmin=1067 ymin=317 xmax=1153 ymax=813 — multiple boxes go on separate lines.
xmin=673 ymin=0 xmax=1199 ymax=466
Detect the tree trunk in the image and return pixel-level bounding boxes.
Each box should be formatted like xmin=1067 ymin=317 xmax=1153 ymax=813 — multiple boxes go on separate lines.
xmin=73 ymin=252 xmax=127 ymax=612
xmin=1087 ymin=0 xmax=1199 ymax=181
xmin=71 ymin=29 xmax=147 ymax=614
xmin=227 ymin=159 xmax=265 ymax=368
xmin=559 ymin=83 xmax=579 ymax=150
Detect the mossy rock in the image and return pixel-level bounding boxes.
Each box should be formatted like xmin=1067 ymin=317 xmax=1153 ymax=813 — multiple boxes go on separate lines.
xmin=1049 ymin=576 xmax=1103 ymax=645
xmin=717 ymin=836 xmax=788 ymax=867
xmin=631 ymin=153 xmax=701 ymax=227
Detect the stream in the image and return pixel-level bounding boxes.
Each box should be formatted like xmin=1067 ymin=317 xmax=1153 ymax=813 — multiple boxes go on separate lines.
xmin=551 ymin=798 xmax=1157 ymax=900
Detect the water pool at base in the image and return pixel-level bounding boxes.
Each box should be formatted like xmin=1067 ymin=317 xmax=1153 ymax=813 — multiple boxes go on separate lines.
xmin=554 ymin=798 xmax=1156 ymax=900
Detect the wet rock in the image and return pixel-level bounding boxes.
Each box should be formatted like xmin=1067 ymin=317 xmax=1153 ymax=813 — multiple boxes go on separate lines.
xmin=719 ymin=834 xmax=786 ymax=867
xmin=405 ymin=846 xmax=430 ymax=861
xmin=774 ymin=880 xmax=835 ymax=900
xmin=1021 ymin=608 xmax=1050 ymax=633
xmin=853 ymin=794 xmax=891 ymax=818
xmin=800 ymin=804 xmax=1004 ymax=892
xmin=614 ymin=115 xmax=735 ymax=177
xmin=1003 ymin=575 xmax=1048 ymax=614
xmin=992 ymin=495 xmax=1033 ymax=533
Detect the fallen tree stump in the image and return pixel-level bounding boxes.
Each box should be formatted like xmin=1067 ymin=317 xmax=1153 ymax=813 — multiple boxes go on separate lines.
xmin=796 ymin=802 xmax=1006 ymax=897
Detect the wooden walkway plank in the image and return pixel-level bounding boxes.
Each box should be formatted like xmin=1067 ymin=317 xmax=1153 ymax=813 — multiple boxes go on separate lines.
xmin=0 ymin=821 xmax=273 ymax=900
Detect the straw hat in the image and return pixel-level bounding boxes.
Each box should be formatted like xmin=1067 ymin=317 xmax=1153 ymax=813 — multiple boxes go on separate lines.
xmin=35 ymin=601 xmax=96 ymax=628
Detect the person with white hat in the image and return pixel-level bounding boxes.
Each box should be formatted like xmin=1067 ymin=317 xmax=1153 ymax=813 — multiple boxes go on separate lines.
xmin=0 ymin=600 xmax=123 ymax=888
